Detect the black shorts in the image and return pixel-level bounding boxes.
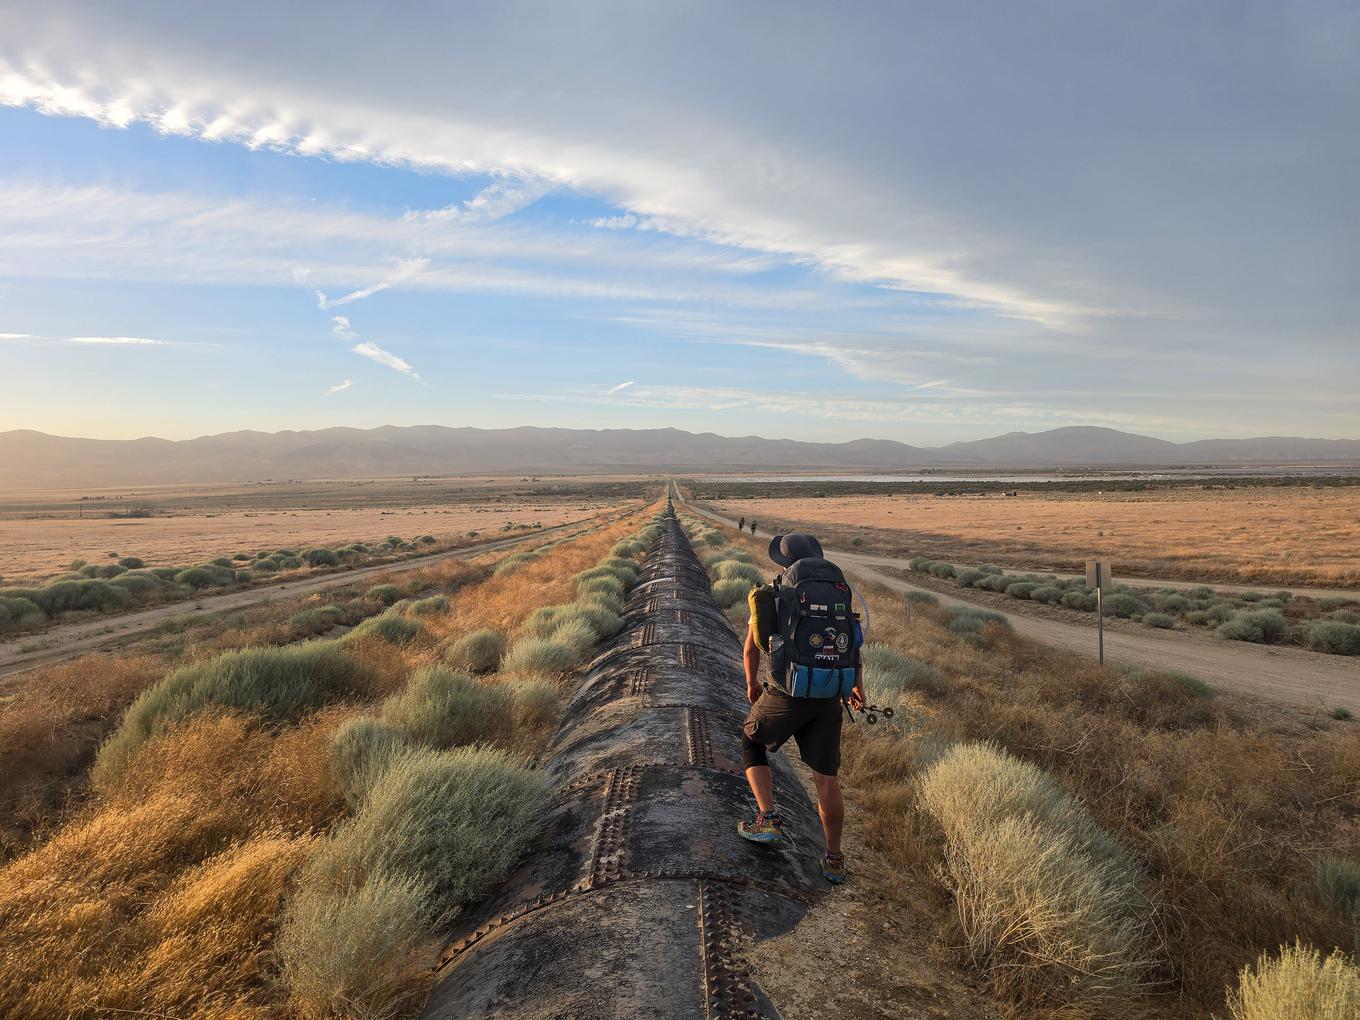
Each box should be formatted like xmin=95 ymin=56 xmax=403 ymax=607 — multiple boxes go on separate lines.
xmin=742 ymin=687 xmax=843 ymax=776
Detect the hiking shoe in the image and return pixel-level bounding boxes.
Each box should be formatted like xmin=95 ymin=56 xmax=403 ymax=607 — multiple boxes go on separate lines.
xmin=821 ymin=852 xmax=846 ymax=884
xmin=737 ymin=811 xmax=785 ymax=845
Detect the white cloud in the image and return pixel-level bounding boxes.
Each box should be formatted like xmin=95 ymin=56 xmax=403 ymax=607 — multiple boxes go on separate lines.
xmin=316 ymin=257 xmax=431 ymax=309
xmin=0 ymin=332 xmax=35 ymax=340
xmin=330 ymin=315 xmax=357 ymax=340
xmin=352 ymin=340 xmax=421 ymax=381
xmin=66 ymin=335 xmax=167 ymax=345
xmin=588 ymin=214 xmax=639 ymax=230
xmin=409 ymin=178 xmax=554 ymax=224
xmin=607 ymin=380 xmax=636 ymax=394
xmin=324 ymin=378 xmax=352 ymax=395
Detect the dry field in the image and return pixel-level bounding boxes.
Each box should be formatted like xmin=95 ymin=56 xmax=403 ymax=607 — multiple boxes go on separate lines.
xmin=708 ymin=486 xmax=1360 ymax=587
xmin=0 ymin=476 xmax=647 ymax=583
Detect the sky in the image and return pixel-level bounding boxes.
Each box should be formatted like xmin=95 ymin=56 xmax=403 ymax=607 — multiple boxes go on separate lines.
xmin=0 ymin=1 xmax=1356 ymax=444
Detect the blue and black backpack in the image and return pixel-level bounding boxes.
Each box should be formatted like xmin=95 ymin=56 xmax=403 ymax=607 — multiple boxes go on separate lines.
xmin=767 ymin=556 xmax=862 ymax=699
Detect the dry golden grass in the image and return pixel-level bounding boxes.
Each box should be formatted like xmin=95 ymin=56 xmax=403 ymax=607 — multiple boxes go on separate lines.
xmin=0 ymin=504 xmax=656 ymax=1019
xmin=0 ymin=487 xmax=612 ymax=584
xmin=712 ymin=486 xmax=1360 ymax=586
xmin=710 ymin=525 xmax=1360 ymax=1018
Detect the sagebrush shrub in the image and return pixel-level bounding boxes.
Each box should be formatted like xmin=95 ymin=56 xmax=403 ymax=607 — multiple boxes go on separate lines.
xmin=330 ymin=716 xmax=409 ymax=804
xmin=381 ymin=667 xmax=513 ymax=749
xmin=1303 ymin=621 xmax=1360 ymax=655
xmin=1225 ymin=942 xmax=1360 ymax=1020
xmin=303 ymin=746 xmax=550 ymax=919
xmin=442 ymin=628 xmax=505 ymax=673
xmin=1004 ymin=581 xmax=1041 ymax=600
xmin=1141 ymin=612 xmax=1176 ymax=629
xmin=1311 ymin=854 xmax=1360 ymax=918
xmin=711 ymin=578 xmax=751 ymax=608
xmin=948 ymin=606 xmax=1010 ymax=645
xmin=862 ymin=643 xmax=941 ymax=698
xmin=366 ymin=583 xmax=403 ymax=605
xmin=919 ymin=742 xmax=1155 ymax=1007
xmin=511 ymin=677 xmax=562 ymax=732
xmin=954 ymin=568 xmax=987 ymax=588
xmin=1101 ymin=593 xmax=1148 ymax=618
xmin=278 ymin=866 xmax=433 ymax=1020
xmin=1030 ymin=584 xmax=1065 ymax=605
xmin=714 ymin=560 xmax=763 ymax=585
xmin=344 ymin=612 xmax=423 ymax=646
xmin=96 ymin=644 xmax=375 ymax=784
xmin=1217 ymin=610 xmax=1287 ymax=644
xmin=502 ymin=637 xmax=578 ymax=675
xmin=302 ymin=547 xmax=339 ymax=567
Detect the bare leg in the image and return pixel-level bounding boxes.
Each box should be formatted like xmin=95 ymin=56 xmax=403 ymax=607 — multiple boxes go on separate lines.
xmin=811 ymin=771 xmax=844 ymax=854
xmin=744 ymin=765 xmax=776 ymax=814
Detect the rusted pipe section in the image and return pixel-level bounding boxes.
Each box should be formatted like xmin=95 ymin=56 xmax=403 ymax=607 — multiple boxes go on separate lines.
xmin=420 ymin=509 xmax=823 ymax=1019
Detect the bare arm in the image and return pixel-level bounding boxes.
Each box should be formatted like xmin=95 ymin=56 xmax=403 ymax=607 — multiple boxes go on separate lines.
xmin=743 ymin=627 xmax=762 ymax=704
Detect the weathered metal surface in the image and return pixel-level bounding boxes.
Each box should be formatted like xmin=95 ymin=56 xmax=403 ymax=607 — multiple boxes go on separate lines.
xmin=420 ymin=511 xmax=821 ymax=1020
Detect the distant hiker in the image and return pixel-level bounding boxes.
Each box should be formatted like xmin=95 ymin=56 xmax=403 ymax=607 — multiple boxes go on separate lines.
xmin=738 ymin=515 xmax=746 ymax=532
xmin=737 ymin=533 xmax=864 ymax=884
xmin=749 ymin=519 xmax=758 ymax=535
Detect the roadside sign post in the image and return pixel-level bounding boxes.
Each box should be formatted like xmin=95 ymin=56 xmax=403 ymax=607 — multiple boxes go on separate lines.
xmin=1086 ymin=560 xmax=1113 ymax=665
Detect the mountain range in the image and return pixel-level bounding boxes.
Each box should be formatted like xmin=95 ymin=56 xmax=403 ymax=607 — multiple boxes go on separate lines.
xmin=1 ymin=425 xmax=1357 ymax=489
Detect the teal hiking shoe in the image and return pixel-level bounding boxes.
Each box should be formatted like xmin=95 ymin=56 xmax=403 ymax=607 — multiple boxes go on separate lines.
xmin=737 ymin=811 xmax=785 ymax=845
xmin=821 ymin=852 xmax=846 ymax=884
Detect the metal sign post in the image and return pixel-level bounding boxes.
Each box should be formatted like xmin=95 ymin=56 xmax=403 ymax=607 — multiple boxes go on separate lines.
xmin=1086 ymin=560 xmax=1113 ymax=665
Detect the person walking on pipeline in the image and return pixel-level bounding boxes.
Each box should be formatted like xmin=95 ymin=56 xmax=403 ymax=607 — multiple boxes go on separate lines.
xmin=749 ymin=520 xmax=758 ymax=535
xmin=737 ymin=533 xmax=864 ymax=884
xmin=738 ymin=515 xmax=746 ymax=533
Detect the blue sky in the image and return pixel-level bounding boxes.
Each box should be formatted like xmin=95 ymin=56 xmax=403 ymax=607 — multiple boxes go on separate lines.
xmin=1 ymin=2 xmax=1356 ymax=443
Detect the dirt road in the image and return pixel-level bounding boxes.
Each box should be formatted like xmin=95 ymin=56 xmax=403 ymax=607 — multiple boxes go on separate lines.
xmin=680 ymin=495 xmax=1360 ymax=714
xmin=0 ymin=507 xmax=634 ymax=681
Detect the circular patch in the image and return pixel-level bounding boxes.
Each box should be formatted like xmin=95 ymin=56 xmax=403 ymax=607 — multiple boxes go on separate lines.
xmin=809 ymin=633 xmax=824 ymax=648
xmin=835 ymin=632 xmax=850 ymax=652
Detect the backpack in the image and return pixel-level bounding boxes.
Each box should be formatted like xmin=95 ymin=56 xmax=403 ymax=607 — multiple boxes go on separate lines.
xmin=766 ymin=556 xmax=862 ymax=699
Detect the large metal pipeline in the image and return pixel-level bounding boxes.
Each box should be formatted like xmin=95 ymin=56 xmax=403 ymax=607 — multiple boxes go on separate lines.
xmin=420 ymin=506 xmax=824 ymax=1019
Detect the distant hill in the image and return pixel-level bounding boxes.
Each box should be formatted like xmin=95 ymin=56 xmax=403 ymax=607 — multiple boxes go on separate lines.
xmin=0 ymin=425 xmax=1357 ymax=488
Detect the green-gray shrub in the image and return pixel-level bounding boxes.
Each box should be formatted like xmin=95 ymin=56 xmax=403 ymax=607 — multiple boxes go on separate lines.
xmin=366 ymin=583 xmax=403 ymax=605
xmin=554 ymin=604 xmax=623 ymax=644
xmin=954 ymin=568 xmax=987 ymax=588
xmin=1030 ymin=584 xmax=1065 ymax=605
xmin=706 ymin=549 xmax=751 ymax=567
xmin=577 ymin=574 xmax=625 ymax=601
xmin=442 ymin=629 xmax=505 ymax=673
xmin=919 ymin=742 xmax=1154 ymax=1004
xmin=1004 ymin=581 xmax=1041 ymax=600
xmin=1141 ymin=612 xmax=1176 ymax=629
xmin=524 ymin=606 xmax=567 ymax=639
xmin=714 ymin=560 xmax=763 ymax=585
xmin=0 ymin=596 xmax=45 ymax=628
xmin=928 ymin=562 xmax=957 ymax=579
xmin=1101 ymin=593 xmax=1148 ymax=619
xmin=904 ymin=590 xmax=938 ymax=606
xmin=1312 ymin=854 xmax=1360 ymax=919
xmin=278 ymin=866 xmax=433 ymax=1020
xmin=289 ymin=605 xmax=346 ymax=636
xmin=862 ymin=643 xmax=941 ymax=698
xmin=502 ymin=636 xmax=579 ymax=675
xmin=908 ymin=556 xmax=932 ymax=571
xmin=330 ymin=716 xmax=410 ymax=804
xmin=304 ymin=746 xmax=550 ymax=918
xmin=1217 ymin=610 xmax=1287 ymax=644
xmin=1150 ymin=593 xmax=1189 ymax=613
xmin=303 ymin=547 xmax=340 ymax=567
xmin=1304 ymin=622 xmax=1360 ymax=656
xmin=97 ymin=644 xmax=374 ymax=783
xmin=344 ymin=611 xmax=423 ymax=646
xmin=407 ymin=594 xmax=449 ymax=616
xmin=948 ymin=606 xmax=1010 ymax=644
xmin=711 ymin=578 xmax=751 ymax=608
xmin=251 ymin=558 xmax=279 ymax=573
xmin=381 ymin=667 xmax=514 ymax=749
xmin=977 ymin=574 xmax=1012 ymax=593
xmin=511 ymin=677 xmax=561 ymax=732
xmin=149 ymin=567 xmax=180 ymax=581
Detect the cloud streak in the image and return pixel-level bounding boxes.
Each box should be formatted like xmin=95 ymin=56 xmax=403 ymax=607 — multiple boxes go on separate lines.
xmin=352 ymin=341 xmax=421 ymax=382
xmin=324 ymin=378 xmax=352 ymax=395
xmin=607 ymin=380 xmax=636 ymax=394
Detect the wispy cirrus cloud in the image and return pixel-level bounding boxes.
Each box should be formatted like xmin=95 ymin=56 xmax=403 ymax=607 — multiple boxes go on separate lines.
xmin=67 ymin=335 xmax=168 ymax=345
xmin=407 ymin=178 xmax=555 ymax=224
xmin=324 ymin=378 xmax=353 ymax=395
xmin=330 ymin=315 xmax=357 ymax=340
xmin=316 ymin=257 xmax=431 ymax=310
xmin=352 ymin=340 xmax=422 ymax=382
xmin=607 ymin=380 xmax=636 ymax=394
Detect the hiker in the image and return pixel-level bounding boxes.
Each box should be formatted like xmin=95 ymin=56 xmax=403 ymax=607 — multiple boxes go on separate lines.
xmin=749 ymin=519 xmax=758 ymax=535
xmin=738 ymin=515 xmax=746 ymax=533
xmin=737 ymin=533 xmax=864 ymax=884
